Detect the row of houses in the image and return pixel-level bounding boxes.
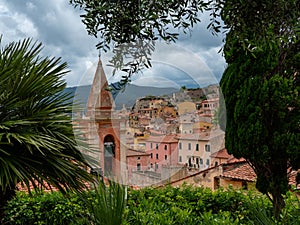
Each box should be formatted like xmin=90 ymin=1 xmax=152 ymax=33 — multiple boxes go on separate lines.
xmin=117 ymin=90 xmax=230 ymax=187
xmin=77 ymin=59 xmax=299 ymax=192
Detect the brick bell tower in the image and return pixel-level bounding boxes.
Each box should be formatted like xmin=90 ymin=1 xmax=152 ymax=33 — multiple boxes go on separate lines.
xmin=85 ymin=59 xmax=126 ymax=180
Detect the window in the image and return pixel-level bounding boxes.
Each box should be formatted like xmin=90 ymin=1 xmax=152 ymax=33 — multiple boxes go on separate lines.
xmin=137 ymin=157 xmax=140 ymax=160
xmin=156 ymin=143 xmax=158 ymax=150
xmin=214 ymin=177 xmax=220 ymax=190
xmin=164 ymin=145 xmax=167 ymax=150
xmin=196 ymin=144 xmax=199 ymax=151
xmin=215 ymin=161 xmax=218 ymax=167
xmin=179 ymin=156 xmax=182 ymax=162
xmin=165 ymin=155 xmax=167 ymax=160
xmin=188 ymin=157 xmax=192 ymax=167
xmin=200 ymin=158 xmax=203 ymax=165
xmin=137 ymin=163 xmax=141 ymax=171
xmin=150 ymin=163 xmax=153 ymax=168
xmin=156 ymin=153 xmax=159 ymax=159
xmin=188 ymin=143 xmax=191 ymax=150
xmin=150 ymin=143 xmax=153 ymax=149
xmin=196 ymin=157 xmax=199 ymax=165
xmin=206 ymin=159 xmax=210 ymax=166
xmin=205 ymin=144 xmax=210 ymax=152
xmin=179 ymin=142 xmax=182 ymax=150
xmin=155 ymin=163 xmax=158 ymax=170
xmin=242 ymin=181 xmax=248 ymax=190
xmin=150 ymin=153 xmax=153 ymax=158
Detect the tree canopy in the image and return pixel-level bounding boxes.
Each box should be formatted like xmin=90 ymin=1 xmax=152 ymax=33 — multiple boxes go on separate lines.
xmin=219 ymin=0 xmax=300 ymax=216
xmin=70 ymin=0 xmax=210 ymax=83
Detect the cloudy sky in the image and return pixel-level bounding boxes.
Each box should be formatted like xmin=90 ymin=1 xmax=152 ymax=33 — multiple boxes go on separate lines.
xmin=0 ymin=0 xmax=226 ymax=88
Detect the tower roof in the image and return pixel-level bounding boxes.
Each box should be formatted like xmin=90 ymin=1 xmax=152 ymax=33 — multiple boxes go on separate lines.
xmin=86 ymin=59 xmax=114 ymax=118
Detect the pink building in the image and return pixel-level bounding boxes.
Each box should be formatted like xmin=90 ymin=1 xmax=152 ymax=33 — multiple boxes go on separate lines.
xmin=126 ymin=149 xmax=150 ymax=183
xmin=145 ymin=134 xmax=178 ymax=172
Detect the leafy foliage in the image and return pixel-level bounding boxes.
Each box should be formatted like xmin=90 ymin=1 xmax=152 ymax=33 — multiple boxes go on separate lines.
xmin=3 ymin=191 xmax=90 ymax=225
xmin=3 ymin=185 xmax=300 ymax=224
xmin=82 ymin=178 xmax=127 ymax=225
xmin=126 ymin=185 xmax=267 ymax=224
xmin=0 ymin=38 xmax=93 ymax=218
xmin=219 ymin=0 xmax=300 ymax=216
xmin=69 ymin=0 xmax=210 ymax=83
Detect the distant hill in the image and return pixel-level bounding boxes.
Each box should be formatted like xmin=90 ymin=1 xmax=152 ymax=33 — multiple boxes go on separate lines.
xmin=63 ymin=84 xmax=179 ymax=110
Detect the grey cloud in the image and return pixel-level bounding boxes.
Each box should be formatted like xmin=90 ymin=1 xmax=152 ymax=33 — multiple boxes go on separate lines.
xmin=1 ymin=0 xmax=98 ymax=86
xmin=0 ymin=0 xmax=226 ymax=88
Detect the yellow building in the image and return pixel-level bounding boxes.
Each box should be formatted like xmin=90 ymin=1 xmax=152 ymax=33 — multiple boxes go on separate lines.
xmin=176 ymin=101 xmax=196 ymax=115
xmin=193 ymin=121 xmax=213 ymax=132
xmin=162 ymin=106 xmax=177 ymax=117
xmin=133 ymin=132 xmax=150 ymax=149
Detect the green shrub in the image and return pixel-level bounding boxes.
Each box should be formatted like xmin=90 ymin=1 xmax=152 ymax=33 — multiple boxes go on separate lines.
xmin=3 ymin=191 xmax=89 ymax=225
xmin=3 ymin=184 xmax=299 ymax=224
xmin=126 ymin=185 xmax=253 ymax=224
xmin=83 ymin=179 xmax=127 ymax=225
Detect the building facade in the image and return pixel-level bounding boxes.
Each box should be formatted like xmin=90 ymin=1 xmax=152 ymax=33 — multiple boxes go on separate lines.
xmin=145 ymin=134 xmax=178 ymax=173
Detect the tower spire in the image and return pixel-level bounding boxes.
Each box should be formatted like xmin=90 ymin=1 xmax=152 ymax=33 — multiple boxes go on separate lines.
xmin=86 ymin=59 xmax=113 ymax=119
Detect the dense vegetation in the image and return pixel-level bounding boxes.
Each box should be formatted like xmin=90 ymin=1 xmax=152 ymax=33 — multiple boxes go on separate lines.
xmin=0 ymin=38 xmax=94 ymax=218
xmin=2 ymin=184 xmax=300 ymax=225
xmin=219 ymin=0 xmax=300 ymax=217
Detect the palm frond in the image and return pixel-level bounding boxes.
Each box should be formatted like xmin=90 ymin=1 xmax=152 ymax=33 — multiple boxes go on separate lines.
xmin=0 ymin=38 xmax=93 ymax=194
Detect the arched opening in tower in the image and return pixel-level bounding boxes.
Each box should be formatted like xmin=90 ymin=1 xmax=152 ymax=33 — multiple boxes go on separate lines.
xmin=104 ymin=134 xmax=115 ymax=175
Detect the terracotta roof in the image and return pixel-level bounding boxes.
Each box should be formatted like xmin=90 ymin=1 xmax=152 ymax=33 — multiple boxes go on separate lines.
xmin=198 ymin=114 xmax=213 ymax=117
xmin=221 ymin=162 xmax=256 ymax=182
xmin=201 ymin=98 xmax=219 ymax=103
xmin=145 ymin=134 xmax=178 ymax=143
xmin=176 ymin=133 xmax=210 ymax=141
xmin=17 ymin=180 xmax=91 ymax=193
xmin=288 ymin=169 xmax=300 ymax=187
xmin=222 ymin=164 xmax=300 ymax=186
xmin=148 ymin=129 xmax=163 ymax=134
xmin=126 ymin=148 xmax=150 ymax=157
xmin=226 ymin=157 xmax=246 ymax=164
xmin=211 ymin=148 xmax=231 ymax=159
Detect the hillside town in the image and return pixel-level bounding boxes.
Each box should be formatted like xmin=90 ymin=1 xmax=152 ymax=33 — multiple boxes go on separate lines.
xmin=75 ymin=59 xmax=299 ymax=191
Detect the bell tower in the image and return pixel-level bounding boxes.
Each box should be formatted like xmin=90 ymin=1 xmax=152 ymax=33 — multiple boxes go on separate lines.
xmin=85 ymin=59 xmax=126 ymax=180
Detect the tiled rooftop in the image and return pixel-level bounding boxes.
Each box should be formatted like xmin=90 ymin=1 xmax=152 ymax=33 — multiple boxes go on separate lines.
xmin=126 ymin=148 xmax=150 ymax=157
xmin=211 ymin=148 xmax=231 ymax=159
xmin=145 ymin=134 xmax=178 ymax=143
xmin=222 ymin=162 xmax=256 ymax=182
xmin=288 ymin=169 xmax=300 ymax=187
